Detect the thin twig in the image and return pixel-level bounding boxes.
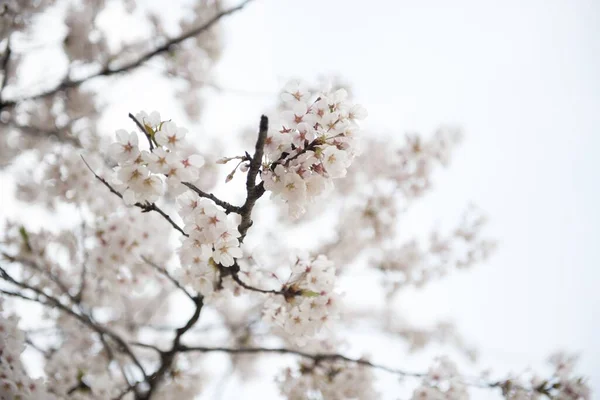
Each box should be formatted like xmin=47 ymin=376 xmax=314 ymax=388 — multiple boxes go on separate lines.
xmin=181 ymin=181 xmax=240 ymax=214
xmin=2 ymin=252 xmax=76 ymax=303
xmin=81 ymin=155 xmax=188 ymax=237
xmin=141 ymin=256 xmax=195 ymax=301
xmin=74 ymin=215 xmax=88 ymax=302
xmin=128 ymin=112 xmax=154 ymax=151
xmin=227 ymin=260 xmax=284 ymax=296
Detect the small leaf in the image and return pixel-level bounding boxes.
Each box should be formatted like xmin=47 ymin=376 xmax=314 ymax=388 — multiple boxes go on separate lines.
xmin=302 ymin=290 xmax=320 ymax=298
xmin=19 ymin=226 xmax=32 ymax=252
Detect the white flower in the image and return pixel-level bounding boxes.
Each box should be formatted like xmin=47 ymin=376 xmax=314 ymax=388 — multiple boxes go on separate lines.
xmin=281 ymin=171 xmax=306 ymax=204
xmin=280 ymin=80 xmax=310 ymax=104
xmin=155 ymin=121 xmax=187 ymax=149
xmin=213 ymin=239 xmax=242 ymax=267
xmin=348 ymin=104 xmax=368 ymax=121
xmin=117 ymin=164 xmax=149 ymax=188
xmin=137 ymin=174 xmax=163 ymax=203
xmin=136 ymin=110 xmax=161 ymax=129
xmin=182 ymin=154 xmax=205 ymax=169
xmin=262 ymin=254 xmax=338 ymax=344
xmin=321 ymin=146 xmax=349 ymax=178
xmin=177 ymin=192 xmax=200 ymax=221
xmin=292 ymin=122 xmax=315 ymax=148
xmin=281 ymin=102 xmax=316 ymax=129
xmin=109 ymin=129 xmax=140 ymax=163
xmin=143 ymin=147 xmax=171 ymax=174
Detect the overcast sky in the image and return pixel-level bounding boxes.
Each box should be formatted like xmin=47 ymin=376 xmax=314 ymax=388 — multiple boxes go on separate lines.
xmin=198 ymin=0 xmax=600 ymax=396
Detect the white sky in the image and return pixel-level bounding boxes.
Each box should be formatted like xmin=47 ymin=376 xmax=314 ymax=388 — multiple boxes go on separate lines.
xmin=199 ymin=0 xmax=600 ymax=396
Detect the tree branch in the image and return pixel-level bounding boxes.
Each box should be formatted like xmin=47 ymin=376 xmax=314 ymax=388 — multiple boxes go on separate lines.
xmin=226 ymin=260 xmax=285 ymax=296
xmin=177 ymin=345 xmax=425 ymax=378
xmin=144 ymin=295 xmax=204 ymax=398
xmin=0 ymin=263 xmax=148 ymax=380
xmin=181 ymin=181 xmax=240 ymax=214
xmin=129 ymin=113 xmax=155 ymax=151
xmin=174 ymin=345 xmax=545 ymax=395
xmin=0 ymin=37 xmax=12 ymax=104
xmin=238 ymin=115 xmax=269 ymax=240
xmin=141 ymin=256 xmax=195 ymax=301
xmin=2 ymin=252 xmax=76 ymax=303
xmin=0 ymin=0 xmax=254 ymax=109
xmin=81 ymin=155 xmax=188 ymax=237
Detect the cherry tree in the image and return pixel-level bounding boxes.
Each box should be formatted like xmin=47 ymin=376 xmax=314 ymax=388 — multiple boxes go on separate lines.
xmin=0 ymin=1 xmax=590 ymax=399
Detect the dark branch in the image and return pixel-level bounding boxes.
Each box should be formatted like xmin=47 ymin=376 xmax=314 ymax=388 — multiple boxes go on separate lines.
xmin=246 ymin=115 xmax=268 ymax=193
xmin=237 ymin=115 xmax=269 ymax=240
xmin=0 ymin=37 xmax=12 ymax=104
xmin=182 ymin=181 xmax=240 ymax=214
xmin=226 ymin=260 xmax=284 ymax=296
xmin=128 ymin=113 xmax=155 ymax=151
xmin=144 ymin=296 xmax=204 ymax=398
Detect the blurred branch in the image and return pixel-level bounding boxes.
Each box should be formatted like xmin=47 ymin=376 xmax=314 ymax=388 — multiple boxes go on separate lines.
xmin=141 ymin=256 xmax=195 ymax=301
xmin=0 ymin=0 xmax=255 ymax=110
xmin=0 ymin=120 xmax=82 ymax=147
xmin=0 ymin=263 xmax=148 ymax=381
xmin=0 ymin=37 xmax=11 ymax=104
xmin=177 ymin=345 xmax=426 ymax=377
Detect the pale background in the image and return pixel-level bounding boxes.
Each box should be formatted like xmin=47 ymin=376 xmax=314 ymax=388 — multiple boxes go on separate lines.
xmin=200 ymin=0 xmax=600 ymax=397
xmin=1 ymin=0 xmax=598 ymax=398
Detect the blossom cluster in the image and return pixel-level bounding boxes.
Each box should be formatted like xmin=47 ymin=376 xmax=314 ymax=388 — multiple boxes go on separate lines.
xmin=411 ymin=356 xmax=469 ymax=400
xmin=500 ymin=352 xmax=591 ymax=400
xmin=261 ymin=80 xmax=367 ymax=217
xmin=177 ymin=193 xmax=242 ymax=294
xmin=263 ymin=254 xmax=338 ymax=344
xmin=15 ymin=150 xmax=119 ymax=214
xmin=0 ymin=300 xmax=55 ymax=400
xmin=279 ymin=359 xmax=378 ymax=400
xmin=88 ymin=209 xmax=173 ymax=299
xmin=375 ymin=207 xmax=496 ymax=298
xmin=43 ymin=317 xmax=123 ymax=399
xmin=109 ymin=111 xmax=205 ymax=205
